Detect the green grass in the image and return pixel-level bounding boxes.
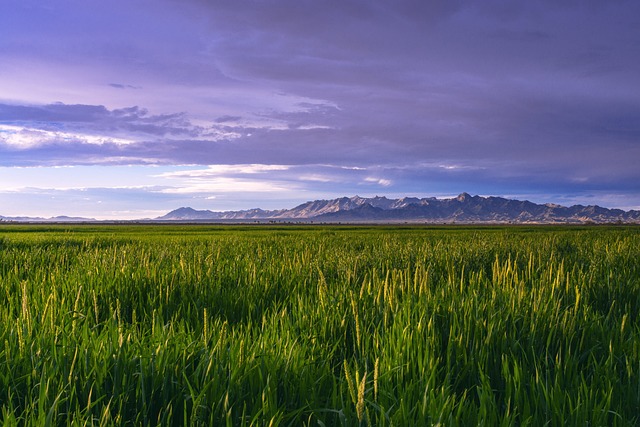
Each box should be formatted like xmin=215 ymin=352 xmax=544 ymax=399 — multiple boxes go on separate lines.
xmin=0 ymin=224 xmax=639 ymax=425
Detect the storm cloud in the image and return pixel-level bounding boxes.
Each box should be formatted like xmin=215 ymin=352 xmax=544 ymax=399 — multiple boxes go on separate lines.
xmin=1 ymin=0 xmax=639 ymax=217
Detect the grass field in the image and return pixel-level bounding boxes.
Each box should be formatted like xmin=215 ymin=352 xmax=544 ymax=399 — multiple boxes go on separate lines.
xmin=0 ymin=224 xmax=639 ymax=425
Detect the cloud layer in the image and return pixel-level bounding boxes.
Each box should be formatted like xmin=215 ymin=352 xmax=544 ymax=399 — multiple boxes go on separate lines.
xmin=1 ymin=0 xmax=639 ymax=216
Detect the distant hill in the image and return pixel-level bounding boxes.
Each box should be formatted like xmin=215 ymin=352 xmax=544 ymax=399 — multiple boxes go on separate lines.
xmin=157 ymin=193 xmax=640 ymax=224
xmin=156 ymin=206 xmax=288 ymax=221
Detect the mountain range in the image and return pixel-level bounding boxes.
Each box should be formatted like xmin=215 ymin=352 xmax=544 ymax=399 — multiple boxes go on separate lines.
xmin=2 ymin=194 xmax=637 ymax=224
xmin=157 ymin=193 xmax=640 ymax=224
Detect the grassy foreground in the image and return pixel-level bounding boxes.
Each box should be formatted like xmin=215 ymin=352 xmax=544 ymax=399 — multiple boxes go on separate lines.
xmin=0 ymin=224 xmax=639 ymax=425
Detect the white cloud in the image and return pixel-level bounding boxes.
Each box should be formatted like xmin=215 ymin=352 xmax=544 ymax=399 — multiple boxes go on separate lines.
xmin=364 ymin=177 xmax=392 ymax=187
xmin=154 ymin=164 xmax=296 ymax=194
xmin=0 ymin=124 xmax=134 ymax=149
xmin=158 ymin=177 xmax=291 ymax=194
xmin=155 ymin=164 xmax=290 ymax=179
xmin=298 ymin=174 xmax=335 ymax=183
xmin=437 ymin=163 xmax=487 ymax=171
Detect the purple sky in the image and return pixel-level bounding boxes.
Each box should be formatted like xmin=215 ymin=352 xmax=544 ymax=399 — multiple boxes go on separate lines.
xmin=1 ymin=0 xmax=639 ymax=219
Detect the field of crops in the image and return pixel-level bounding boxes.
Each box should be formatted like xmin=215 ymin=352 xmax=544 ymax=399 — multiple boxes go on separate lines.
xmin=0 ymin=224 xmax=639 ymax=425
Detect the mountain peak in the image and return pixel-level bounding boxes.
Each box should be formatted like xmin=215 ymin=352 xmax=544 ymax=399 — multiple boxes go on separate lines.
xmin=456 ymin=192 xmax=472 ymax=202
xmin=174 ymin=207 xmax=198 ymax=213
xmin=157 ymin=206 xmax=216 ymax=220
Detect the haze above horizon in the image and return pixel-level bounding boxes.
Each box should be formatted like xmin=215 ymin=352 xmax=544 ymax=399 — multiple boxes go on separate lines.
xmin=1 ymin=1 xmax=639 ymax=220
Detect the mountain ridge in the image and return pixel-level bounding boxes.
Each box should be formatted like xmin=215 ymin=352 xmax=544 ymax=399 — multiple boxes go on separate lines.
xmin=2 ymin=194 xmax=637 ymax=223
xmin=157 ymin=193 xmax=640 ymax=224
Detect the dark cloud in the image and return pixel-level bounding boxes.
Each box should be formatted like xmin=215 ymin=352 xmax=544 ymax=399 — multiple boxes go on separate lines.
xmin=108 ymin=83 xmax=141 ymax=90
xmin=0 ymin=102 xmax=204 ymax=138
xmin=215 ymin=115 xmax=242 ymax=123
xmin=0 ymin=103 xmax=110 ymax=123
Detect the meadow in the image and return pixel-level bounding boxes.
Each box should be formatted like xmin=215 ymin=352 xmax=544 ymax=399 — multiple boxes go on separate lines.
xmin=0 ymin=224 xmax=639 ymax=426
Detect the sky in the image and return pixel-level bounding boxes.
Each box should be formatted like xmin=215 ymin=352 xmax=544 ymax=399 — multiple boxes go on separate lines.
xmin=1 ymin=0 xmax=639 ymax=219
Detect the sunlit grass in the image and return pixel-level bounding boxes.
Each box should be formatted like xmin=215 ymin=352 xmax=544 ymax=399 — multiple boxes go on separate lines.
xmin=0 ymin=225 xmax=638 ymax=425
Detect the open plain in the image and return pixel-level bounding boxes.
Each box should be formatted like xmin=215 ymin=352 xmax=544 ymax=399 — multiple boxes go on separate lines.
xmin=0 ymin=224 xmax=639 ymax=425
